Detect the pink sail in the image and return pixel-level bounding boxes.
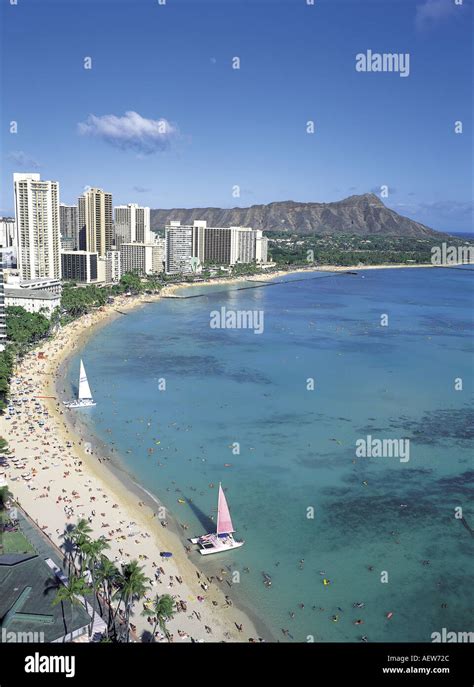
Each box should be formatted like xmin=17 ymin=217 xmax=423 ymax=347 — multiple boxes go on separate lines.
xmin=216 ymin=483 xmax=235 ymax=534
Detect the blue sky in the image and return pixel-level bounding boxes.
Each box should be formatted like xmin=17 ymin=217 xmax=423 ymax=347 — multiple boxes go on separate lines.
xmin=1 ymin=0 xmax=472 ymax=232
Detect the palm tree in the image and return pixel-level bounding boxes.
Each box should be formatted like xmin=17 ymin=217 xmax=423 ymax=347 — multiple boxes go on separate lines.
xmin=69 ymin=518 xmax=93 ymax=572
xmin=95 ymin=555 xmax=120 ymax=638
xmin=59 ymin=527 xmax=77 ymax=576
xmin=0 ymin=485 xmax=10 ymax=511
xmin=142 ymin=594 xmax=175 ymax=641
xmin=0 ymin=437 xmax=11 ymax=456
xmin=113 ymin=560 xmax=150 ymax=642
xmin=0 ymin=485 xmax=10 ymax=555
xmin=52 ymin=574 xmax=91 ymax=642
xmin=79 ymin=537 xmax=110 ymax=637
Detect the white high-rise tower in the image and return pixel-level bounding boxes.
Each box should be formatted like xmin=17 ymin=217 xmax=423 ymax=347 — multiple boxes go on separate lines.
xmin=13 ymin=173 xmax=61 ymax=281
xmin=114 ymin=204 xmax=151 ymax=246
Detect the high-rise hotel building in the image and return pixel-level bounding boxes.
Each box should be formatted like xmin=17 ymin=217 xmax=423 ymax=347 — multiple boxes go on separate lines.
xmin=13 ymin=173 xmax=61 ymax=281
xmin=60 ymin=204 xmax=79 ymax=251
xmin=165 ymin=222 xmax=194 ymax=274
xmin=120 ymin=240 xmax=164 ymax=276
xmin=61 ymin=251 xmax=98 ymax=283
xmin=114 ymin=204 xmax=151 ymax=247
xmin=78 ymin=188 xmax=113 ymax=257
xmin=165 ymin=221 xmax=268 ymax=274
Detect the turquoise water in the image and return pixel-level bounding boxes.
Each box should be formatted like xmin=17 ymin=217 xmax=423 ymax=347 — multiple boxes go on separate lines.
xmin=65 ymin=268 xmax=473 ymax=642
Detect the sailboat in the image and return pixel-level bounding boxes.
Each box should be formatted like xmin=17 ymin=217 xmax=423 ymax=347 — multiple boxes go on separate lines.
xmin=190 ymin=483 xmax=244 ymax=555
xmin=64 ymin=359 xmax=96 ymax=408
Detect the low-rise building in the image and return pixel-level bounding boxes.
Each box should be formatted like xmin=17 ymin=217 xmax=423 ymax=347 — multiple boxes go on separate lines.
xmin=4 ymin=286 xmax=60 ymax=318
xmin=5 ymin=274 xmax=62 ymax=295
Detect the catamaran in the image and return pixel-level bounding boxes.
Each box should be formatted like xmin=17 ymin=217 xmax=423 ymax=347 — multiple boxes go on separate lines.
xmin=190 ymin=483 xmax=244 ymax=555
xmin=64 ymin=359 xmax=96 ymax=408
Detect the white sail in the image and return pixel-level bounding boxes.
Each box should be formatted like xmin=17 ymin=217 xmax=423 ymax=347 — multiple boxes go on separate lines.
xmin=78 ymin=360 xmax=93 ymax=401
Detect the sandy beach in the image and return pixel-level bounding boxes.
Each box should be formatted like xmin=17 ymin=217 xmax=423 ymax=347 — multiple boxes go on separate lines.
xmin=0 ymin=290 xmax=271 ymax=643
xmin=160 ymin=262 xmax=437 ymax=297
xmin=0 ymin=261 xmax=442 ymax=643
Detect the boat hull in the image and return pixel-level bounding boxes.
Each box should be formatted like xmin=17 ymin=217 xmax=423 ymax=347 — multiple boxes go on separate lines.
xmin=190 ymin=533 xmax=244 ymax=555
xmin=63 ymin=400 xmax=96 ymax=408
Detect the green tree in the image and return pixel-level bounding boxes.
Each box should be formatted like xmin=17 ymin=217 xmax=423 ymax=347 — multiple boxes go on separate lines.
xmin=6 ymin=307 xmax=50 ymax=345
xmin=80 ymin=536 xmax=110 ymax=637
xmin=67 ymin=518 xmax=93 ymax=572
xmin=114 ymin=560 xmax=150 ymax=642
xmin=95 ymin=555 xmax=120 ymax=638
xmin=0 ymin=485 xmax=10 ymax=511
xmin=0 ymin=347 xmax=14 ymax=411
xmin=0 ymin=436 xmax=10 ymax=456
xmin=142 ymin=593 xmax=175 ymax=641
xmin=119 ymin=272 xmax=144 ymax=294
xmin=52 ymin=574 xmax=91 ymax=643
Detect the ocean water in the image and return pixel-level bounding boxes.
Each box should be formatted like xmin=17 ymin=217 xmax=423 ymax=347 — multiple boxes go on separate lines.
xmin=65 ymin=268 xmax=474 ymax=642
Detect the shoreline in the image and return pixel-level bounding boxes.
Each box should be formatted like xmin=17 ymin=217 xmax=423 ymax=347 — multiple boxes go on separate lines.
xmin=159 ymin=262 xmax=441 ymax=297
xmin=0 ymin=261 xmax=459 ymax=643
xmin=0 ymin=291 xmax=273 ymax=642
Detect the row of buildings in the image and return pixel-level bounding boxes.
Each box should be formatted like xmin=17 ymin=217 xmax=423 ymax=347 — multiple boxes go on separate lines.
xmin=165 ymin=220 xmax=267 ymax=273
xmin=0 ymin=172 xmax=269 ymax=349
xmin=4 ymin=174 xmax=164 ymax=284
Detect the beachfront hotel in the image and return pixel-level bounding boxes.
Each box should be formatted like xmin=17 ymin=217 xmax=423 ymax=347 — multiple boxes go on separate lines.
xmin=114 ymin=204 xmax=151 ymax=246
xmin=78 ymin=188 xmax=113 ymax=258
xmin=165 ymin=221 xmax=194 ymax=274
xmin=3 ymin=286 xmax=60 ymax=318
xmin=120 ymin=240 xmax=164 ymax=276
xmin=165 ymin=220 xmax=269 ymax=274
xmin=105 ymin=249 xmax=122 ymax=283
xmin=61 ymin=250 xmax=98 ymax=283
xmin=13 ymin=173 xmax=61 ymax=282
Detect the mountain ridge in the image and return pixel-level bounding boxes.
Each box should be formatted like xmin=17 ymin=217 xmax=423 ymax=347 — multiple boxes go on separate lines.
xmin=150 ymin=193 xmax=442 ymax=237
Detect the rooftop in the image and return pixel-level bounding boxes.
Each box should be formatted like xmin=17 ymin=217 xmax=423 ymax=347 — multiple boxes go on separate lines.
xmin=4 ymin=288 xmax=60 ymax=301
xmin=0 ymin=508 xmax=91 ymax=643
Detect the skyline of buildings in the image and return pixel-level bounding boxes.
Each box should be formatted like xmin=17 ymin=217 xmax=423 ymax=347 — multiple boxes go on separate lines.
xmin=2 ymin=172 xmax=269 ymax=303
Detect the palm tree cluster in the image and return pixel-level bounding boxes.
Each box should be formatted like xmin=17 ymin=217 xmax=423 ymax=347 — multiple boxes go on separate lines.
xmin=55 ymin=518 xmax=175 ymax=642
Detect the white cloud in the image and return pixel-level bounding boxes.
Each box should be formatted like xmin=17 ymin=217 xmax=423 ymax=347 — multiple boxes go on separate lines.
xmin=133 ymin=185 xmax=151 ymax=193
xmin=7 ymin=150 xmax=40 ymax=169
xmin=77 ymin=111 xmax=178 ymax=154
xmin=415 ymin=0 xmax=457 ymax=31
